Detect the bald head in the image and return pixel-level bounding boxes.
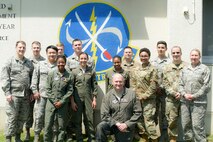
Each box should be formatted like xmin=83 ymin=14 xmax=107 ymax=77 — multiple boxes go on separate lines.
xmin=112 ymin=73 xmax=125 ymax=91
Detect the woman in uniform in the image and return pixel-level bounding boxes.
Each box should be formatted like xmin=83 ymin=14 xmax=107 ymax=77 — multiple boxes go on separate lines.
xmin=44 ymin=55 xmax=73 ymax=142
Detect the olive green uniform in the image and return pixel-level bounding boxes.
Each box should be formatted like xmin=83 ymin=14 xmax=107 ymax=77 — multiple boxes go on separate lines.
xmin=44 ymin=69 xmax=73 ymax=142
xmin=72 ymin=66 xmax=98 ymax=142
xmin=105 ymin=67 xmax=130 ymax=94
xmin=96 ymin=88 xmax=142 ymax=142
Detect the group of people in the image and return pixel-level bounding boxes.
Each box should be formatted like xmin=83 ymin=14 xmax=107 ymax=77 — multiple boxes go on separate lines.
xmin=0 ymin=39 xmax=211 ymax=142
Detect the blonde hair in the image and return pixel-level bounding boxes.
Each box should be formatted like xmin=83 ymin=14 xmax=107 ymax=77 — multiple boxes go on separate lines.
xmin=190 ymin=48 xmax=201 ymax=56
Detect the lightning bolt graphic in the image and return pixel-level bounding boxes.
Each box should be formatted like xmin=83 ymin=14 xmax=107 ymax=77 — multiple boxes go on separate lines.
xmin=90 ymin=7 xmax=98 ymax=66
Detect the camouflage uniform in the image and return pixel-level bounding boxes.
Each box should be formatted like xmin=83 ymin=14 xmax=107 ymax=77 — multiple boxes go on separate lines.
xmin=179 ymin=63 xmax=211 ymax=142
xmin=131 ymin=62 xmax=159 ymax=140
xmin=1 ymin=56 xmax=34 ymax=137
xmin=121 ymin=59 xmax=140 ymax=87
xmin=31 ymin=60 xmax=57 ymax=135
xmin=105 ymin=67 xmax=130 ymax=94
xmin=152 ymin=57 xmax=171 ymax=130
xmin=72 ymin=65 xmax=98 ymax=142
xmin=25 ymin=55 xmax=45 ymax=129
xmin=44 ymin=69 xmax=73 ymax=142
xmin=96 ymin=88 xmax=142 ymax=142
xmin=163 ymin=61 xmax=187 ymax=138
xmin=66 ymin=53 xmax=95 ymax=70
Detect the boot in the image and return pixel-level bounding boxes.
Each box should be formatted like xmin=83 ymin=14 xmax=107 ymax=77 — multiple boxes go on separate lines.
xmin=170 ymin=136 xmax=177 ymax=142
xmin=5 ymin=136 xmax=12 ymax=142
xmin=33 ymin=133 xmax=40 ymax=142
xmin=139 ymin=134 xmax=149 ymax=142
xmin=53 ymin=131 xmax=58 ymax=142
xmin=15 ymin=133 xmax=23 ymax=142
xmin=24 ymin=128 xmax=30 ymax=141
xmin=151 ymin=139 xmax=158 ymax=142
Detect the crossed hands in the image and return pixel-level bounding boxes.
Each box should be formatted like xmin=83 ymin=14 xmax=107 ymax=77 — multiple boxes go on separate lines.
xmin=116 ymin=122 xmax=128 ymax=132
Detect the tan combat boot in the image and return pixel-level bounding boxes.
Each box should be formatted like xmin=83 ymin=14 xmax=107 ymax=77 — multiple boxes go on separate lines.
xmin=139 ymin=134 xmax=149 ymax=142
xmin=170 ymin=136 xmax=177 ymax=142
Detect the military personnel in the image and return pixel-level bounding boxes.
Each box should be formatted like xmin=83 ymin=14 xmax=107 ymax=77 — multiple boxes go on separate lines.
xmin=66 ymin=38 xmax=95 ymax=70
xmin=24 ymin=41 xmax=45 ymax=141
xmin=1 ymin=41 xmax=34 ymax=142
xmin=163 ymin=46 xmax=187 ymax=142
xmin=105 ymin=55 xmax=130 ymax=94
xmin=66 ymin=39 xmax=95 ymax=141
xmin=121 ymin=46 xmax=140 ymax=75
xmin=179 ymin=49 xmax=211 ymax=142
xmin=96 ymin=73 xmax=142 ymax=142
xmin=152 ymin=40 xmax=171 ymax=141
xmin=131 ymin=48 xmax=159 ymax=142
xmin=29 ymin=41 xmax=46 ymax=64
xmin=44 ymin=55 xmax=73 ymax=142
xmin=56 ymin=42 xmax=67 ymax=57
xmin=31 ymin=45 xmax=58 ymax=142
xmin=71 ymin=52 xmax=98 ymax=142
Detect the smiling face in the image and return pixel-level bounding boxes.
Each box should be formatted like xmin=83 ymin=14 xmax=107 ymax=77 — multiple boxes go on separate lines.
xmin=113 ymin=57 xmax=122 ymax=71
xmin=72 ymin=40 xmax=82 ymax=55
xmin=139 ymin=51 xmax=150 ymax=64
xmin=57 ymin=56 xmax=66 ymax=72
xmin=57 ymin=45 xmax=64 ymax=55
xmin=112 ymin=74 xmax=124 ymax=92
xmin=47 ymin=48 xmax=57 ymax=63
xmin=123 ymin=48 xmax=133 ymax=60
xmin=171 ymin=47 xmax=182 ymax=63
xmin=190 ymin=49 xmax=200 ymax=66
xmin=16 ymin=42 xmax=26 ymax=58
xmin=32 ymin=43 xmax=41 ymax=57
xmin=79 ymin=53 xmax=88 ymax=68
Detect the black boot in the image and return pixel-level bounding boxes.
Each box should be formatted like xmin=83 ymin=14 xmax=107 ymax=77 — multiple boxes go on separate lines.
xmin=5 ymin=136 xmax=12 ymax=142
xmin=24 ymin=128 xmax=30 ymax=141
xmin=15 ymin=133 xmax=23 ymax=142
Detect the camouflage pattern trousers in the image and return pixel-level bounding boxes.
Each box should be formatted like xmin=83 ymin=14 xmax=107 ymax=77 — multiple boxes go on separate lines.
xmin=181 ymin=102 xmax=207 ymax=142
xmin=5 ymin=96 xmax=30 ymax=136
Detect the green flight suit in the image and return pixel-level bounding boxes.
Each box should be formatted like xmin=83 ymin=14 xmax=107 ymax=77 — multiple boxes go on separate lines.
xmin=44 ymin=69 xmax=73 ymax=142
xmin=72 ymin=66 xmax=98 ymax=142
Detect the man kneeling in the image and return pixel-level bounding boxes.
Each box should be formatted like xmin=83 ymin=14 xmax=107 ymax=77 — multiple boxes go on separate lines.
xmin=96 ymin=73 xmax=142 ymax=142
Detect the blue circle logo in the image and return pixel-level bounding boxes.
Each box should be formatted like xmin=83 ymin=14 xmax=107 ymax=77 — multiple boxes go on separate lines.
xmin=59 ymin=2 xmax=134 ymax=81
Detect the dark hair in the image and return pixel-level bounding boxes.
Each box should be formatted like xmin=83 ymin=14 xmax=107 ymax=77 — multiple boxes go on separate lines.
xmin=139 ymin=48 xmax=151 ymax=57
xmin=79 ymin=52 xmax=89 ymax=59
xmin=124 ymin=46 xmax=132 ymax=51
xmin=57 ymin=55 xmax=67 ymax=63
xmin=46 ymin=45 xmax=58 ymax=53
xmin=157 ymin=40 xmax=167 ymax=48
xmin=113 ymin=55 xmax=122 ymax=62
xmin=72 ymin=39 xmax=82 ymax=44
